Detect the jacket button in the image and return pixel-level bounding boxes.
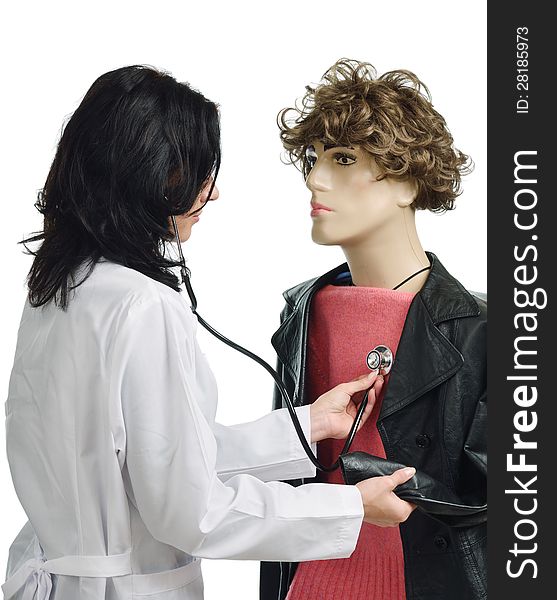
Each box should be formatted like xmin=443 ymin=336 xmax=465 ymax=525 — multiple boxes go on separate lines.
xmin=415 ymin=434 xmax=431 ymax=448
xmin=434 ymin=535 xmax=449 ymax=550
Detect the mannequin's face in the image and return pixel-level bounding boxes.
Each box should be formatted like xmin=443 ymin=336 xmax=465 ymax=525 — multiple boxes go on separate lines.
xmin=170 ymin=177 xmax=219 ymax=242
xmin=305 ymin=141 xmax=416 ymax=247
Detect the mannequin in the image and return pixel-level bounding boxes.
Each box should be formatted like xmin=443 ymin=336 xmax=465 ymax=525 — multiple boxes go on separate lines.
xmin=304 ymin=141 xmax=430 ymax=292
xmin=260 ymin=59 xmax=487 ymax=600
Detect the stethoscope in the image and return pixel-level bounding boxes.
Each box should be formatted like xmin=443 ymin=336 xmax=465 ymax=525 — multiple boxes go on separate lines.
xmin=170 ymin=216 xmax=398 ymax=472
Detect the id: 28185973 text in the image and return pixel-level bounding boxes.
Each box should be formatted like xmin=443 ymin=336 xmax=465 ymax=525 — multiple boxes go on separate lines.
xmin=516 ymin=27 xmax=529 ymax=114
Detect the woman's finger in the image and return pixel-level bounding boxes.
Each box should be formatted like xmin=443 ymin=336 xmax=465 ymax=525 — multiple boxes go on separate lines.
xmin=386 ymin=467 xmax=416 ymax=490
xmin=355 ymin=386 xmax=378 ymax=428
xmin=372 ymin=375 xmax=384 ymax=397
xmin=355 ymin=393 xmax=374 ymax=429
xmin=352 ymin=375 xmax=384 ymax=405
xmin=353 ymin=374 xmax=385 ymax=428
xmin=338 ymin=372 xmax=378 ymax=395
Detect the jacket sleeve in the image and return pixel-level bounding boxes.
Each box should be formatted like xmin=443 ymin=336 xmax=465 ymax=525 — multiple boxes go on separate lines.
xmin=114 ymin=294 xmax=363 ymax=561
xmin=463 ymin=390 xmax=487 ymax=483
xmin=270 ymin=301 xmax=304 ymax=409
xmin=340 ymin=389 xmax=487 ymax=528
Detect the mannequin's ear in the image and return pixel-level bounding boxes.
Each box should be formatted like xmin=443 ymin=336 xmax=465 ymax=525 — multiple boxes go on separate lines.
xmin=396 ymin=178 xmax=418 ymax=208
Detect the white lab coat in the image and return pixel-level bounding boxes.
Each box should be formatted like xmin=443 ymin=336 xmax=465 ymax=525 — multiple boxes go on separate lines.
xmin=3 ymin=259 xmax=363 ymax=600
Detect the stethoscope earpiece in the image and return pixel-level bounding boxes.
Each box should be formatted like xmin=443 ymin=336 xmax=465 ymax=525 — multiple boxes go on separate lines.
xmin=366 ymin=345 xmax=393 ymax=376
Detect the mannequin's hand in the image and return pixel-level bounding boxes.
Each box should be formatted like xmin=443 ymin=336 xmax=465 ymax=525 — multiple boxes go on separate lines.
xmin=310 ymin=372 xmax=384 ymax=443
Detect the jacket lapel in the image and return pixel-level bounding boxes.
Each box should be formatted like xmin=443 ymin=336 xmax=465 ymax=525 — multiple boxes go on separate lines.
xmin=271 ymin=264 xmax=348 ymax=401
xmin=271 ymin=253 xmax=481 ymax=414
xmin=377 ymin=294 xmax=463 ymax=420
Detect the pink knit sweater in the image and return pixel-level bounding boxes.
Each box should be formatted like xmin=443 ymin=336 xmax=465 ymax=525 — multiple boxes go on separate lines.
xmin=286 ymin=283 xmax=415 ymax=600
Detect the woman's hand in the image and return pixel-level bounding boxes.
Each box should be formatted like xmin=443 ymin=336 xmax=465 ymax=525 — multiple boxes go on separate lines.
xmin=356 ymin=467 xmax=417 ymax=527
xmin=310 ymin=372 xmax=384 ymax=443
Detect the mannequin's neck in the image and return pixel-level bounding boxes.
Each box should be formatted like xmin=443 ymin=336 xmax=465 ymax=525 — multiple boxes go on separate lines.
xmin=341 ymin=212 xmax=429 ymax=293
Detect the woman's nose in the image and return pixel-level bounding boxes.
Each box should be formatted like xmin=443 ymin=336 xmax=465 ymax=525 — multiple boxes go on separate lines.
xmin=202 ymin=178 xmax=219 ymax=202
xmin=208 ymin=182 xmax=219 ymax=201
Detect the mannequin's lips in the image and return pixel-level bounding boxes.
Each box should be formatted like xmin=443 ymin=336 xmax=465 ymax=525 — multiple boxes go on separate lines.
xmin=311 ymin=200 xmax=333 ymax=217
xmin=311 ymin=209 xmax=331 ymax=217
xmin=311 ymin=201 xmax=332 ymax=210
xmin=310 ymin=201 xmax=333 ymax=217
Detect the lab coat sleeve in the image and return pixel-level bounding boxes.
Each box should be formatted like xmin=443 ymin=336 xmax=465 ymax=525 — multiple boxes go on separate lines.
xmin=213 ymin=405 xmax=318 ymax=483
xmin=115 ymin=295 xmax=363 ymax=561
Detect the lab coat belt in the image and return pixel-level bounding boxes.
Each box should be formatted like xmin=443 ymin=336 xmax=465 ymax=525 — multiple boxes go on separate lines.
xmin=1 ymin=551 xmax=132 ymax=599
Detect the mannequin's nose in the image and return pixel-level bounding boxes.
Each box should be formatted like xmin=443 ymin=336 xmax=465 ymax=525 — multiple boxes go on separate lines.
xmin=305 ymin=162 xmax=330 ymax=193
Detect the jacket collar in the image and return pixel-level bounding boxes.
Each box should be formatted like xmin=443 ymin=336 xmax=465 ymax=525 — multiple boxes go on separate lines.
xmin=271 ymin=252 xmax=480 ymax=420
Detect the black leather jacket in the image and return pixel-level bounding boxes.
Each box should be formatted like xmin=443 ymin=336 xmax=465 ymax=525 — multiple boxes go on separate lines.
xmin=260 ymin=252 xmax=487 ymax=600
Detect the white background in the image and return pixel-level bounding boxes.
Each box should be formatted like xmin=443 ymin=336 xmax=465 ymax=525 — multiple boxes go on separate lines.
xmin=0 ymin=1 xmax=486 ymax=598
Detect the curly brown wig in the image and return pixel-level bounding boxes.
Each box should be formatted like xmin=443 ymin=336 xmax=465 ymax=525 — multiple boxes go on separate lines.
xmin=278 ymin=59 xmax=472 ymax=212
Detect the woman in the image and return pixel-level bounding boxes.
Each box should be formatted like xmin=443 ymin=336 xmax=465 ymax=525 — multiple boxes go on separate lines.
xmin=2 ymin=65 xmax=416 ymax=600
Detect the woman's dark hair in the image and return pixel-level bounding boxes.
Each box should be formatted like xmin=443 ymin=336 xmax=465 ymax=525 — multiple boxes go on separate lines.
xmin=20 ymin=64 xmax=221 ymax=309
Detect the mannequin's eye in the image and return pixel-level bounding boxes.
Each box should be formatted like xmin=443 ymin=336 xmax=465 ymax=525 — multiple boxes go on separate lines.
xmin=334 ymin=153 xmax=357 ymax=166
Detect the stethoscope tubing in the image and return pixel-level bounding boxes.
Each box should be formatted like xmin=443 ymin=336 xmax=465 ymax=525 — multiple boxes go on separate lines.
xmin=185 ymin=271 xmax=370 ymax=472
xmin=170 ymin=215 xmax=371 ymax=472
xmin=195 ymin=303 xmax=371 ymax=472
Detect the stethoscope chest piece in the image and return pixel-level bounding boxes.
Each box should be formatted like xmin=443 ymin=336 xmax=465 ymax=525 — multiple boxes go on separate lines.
xmin=366 ymin=345 xmax=393 ymax=375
